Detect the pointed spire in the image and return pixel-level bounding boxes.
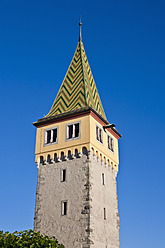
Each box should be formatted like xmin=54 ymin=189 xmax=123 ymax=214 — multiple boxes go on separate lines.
xmin=45 ymin=38 xmax=107 ymax=120
xmin=43 ymin=21 xmax=106 ymax=120
xmin=79 ymin=16 xmax=82 ymax=41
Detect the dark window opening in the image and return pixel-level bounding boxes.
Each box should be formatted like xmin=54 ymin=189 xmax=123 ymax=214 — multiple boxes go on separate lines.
xmin=47 ymin=130 xmax=51 ymax=143
xmin=53 ymin=129 xmax=57 ymax=142
xmin=67 ymin=123 xmax=80 ymax=140
xmin=68 ymin=125 xmax=73 ymax=139
xmin=61 ymin=169 xmax=66 ymax=182
xmin=108 ymin=135 xmax=114 ymax=152
xmin=102 ymin=173 xmax=105 ymax=185
xmin=75 ymin=123 xmax=79 ymax=137
xmin=62 ymin=201 xmax=67 ymax=216
xmin=45 ymin=128 xmax=58 ymax=144
xmin=96 ymin=125 xmax=103 ymax=144
xmin=99 ymin=129 xmax=102 ymax=143
xmin=104 ymin=208 xmax=106 ymax=220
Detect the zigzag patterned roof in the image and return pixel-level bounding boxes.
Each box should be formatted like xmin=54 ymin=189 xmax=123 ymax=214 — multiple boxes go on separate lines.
xmin=45 ymin=39 xmax=106 ymax=120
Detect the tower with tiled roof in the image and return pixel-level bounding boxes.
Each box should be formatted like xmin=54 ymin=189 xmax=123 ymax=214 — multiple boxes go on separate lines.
xmin=34 ymin=21 xmax=121 ymax=248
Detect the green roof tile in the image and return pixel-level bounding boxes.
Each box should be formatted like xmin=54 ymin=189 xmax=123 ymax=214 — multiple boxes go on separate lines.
xmin=45 ymin=29 xmax=106 ymax=120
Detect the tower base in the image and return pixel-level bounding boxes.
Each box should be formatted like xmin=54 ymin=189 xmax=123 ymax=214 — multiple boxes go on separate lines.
xmin=34 ymin=152 xmax=120 ymax=248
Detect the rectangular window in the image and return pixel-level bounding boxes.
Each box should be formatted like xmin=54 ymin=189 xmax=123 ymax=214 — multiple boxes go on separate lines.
xmin=61 ymin=169 xmax=66 ymax=182
xmin=61 ymin=201 xmax=67 ymax=216
xmin=75 ymin=123 xmax=79 ymax=137
xmin=68 ymin=125 xmax=73 ymax=139
xmin=52 ymin=129 xmax=57 ymax=142
xmin=104 ymin=208 xmax=106 ymax=220
xmin=107 ymin=135 xmax=114 ymax=152
xmin=44 ymin=127 xmax=58 ymax=145
xmin=102 ymin=173 xmax=105 ymax=185
xmin=66 ymin=121 xmax=80 ymax=141
xmin=47 ymin=130 xmax=51 ymax=144
xmin=96 ymin=124 xmax=103 ymax=144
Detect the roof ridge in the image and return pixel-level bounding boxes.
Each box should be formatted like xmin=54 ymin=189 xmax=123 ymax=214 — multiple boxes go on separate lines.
xmin=80 ymin=41 xmax=106 ymax=120
xmin=79 ymin=40 xmax=87 ymax=106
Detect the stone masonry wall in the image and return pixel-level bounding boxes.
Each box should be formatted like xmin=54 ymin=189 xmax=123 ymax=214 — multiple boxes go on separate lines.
xmin=34 ymin=152 xmax=120 ymax=248
xmin=34 ymin=154 xmax=91 ymax=248
xmin=89 ymin=152 xmax=120 ymax=248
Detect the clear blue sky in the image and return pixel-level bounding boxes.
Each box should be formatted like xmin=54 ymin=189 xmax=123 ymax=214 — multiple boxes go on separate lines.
xmin=0 ymin=0 xmax=165 ymax=247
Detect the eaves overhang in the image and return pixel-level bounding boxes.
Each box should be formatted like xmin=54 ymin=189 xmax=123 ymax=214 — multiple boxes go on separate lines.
xmin=33 ymin=107 xmax=122 ymax=138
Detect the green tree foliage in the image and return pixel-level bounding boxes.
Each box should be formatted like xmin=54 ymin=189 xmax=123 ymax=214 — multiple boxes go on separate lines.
xmin=0 ymin=229 xmax=64 ymax=248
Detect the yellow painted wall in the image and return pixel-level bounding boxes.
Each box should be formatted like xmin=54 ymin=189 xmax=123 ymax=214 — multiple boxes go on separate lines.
xmin=35 ymin=115 xmax=90 ymax=161
xmin=89 ymin=115 xmax=119 ymax=165
xmin=35 ymin=113 xmax=119 ymax=171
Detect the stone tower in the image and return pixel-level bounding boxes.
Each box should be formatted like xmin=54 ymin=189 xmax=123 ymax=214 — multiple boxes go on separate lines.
xmin=33 ymin=22 xmax=121 ymax=248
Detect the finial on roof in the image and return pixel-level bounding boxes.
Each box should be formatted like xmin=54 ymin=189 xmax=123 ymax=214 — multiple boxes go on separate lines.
xmin=79 ymin=16 xmax=82 ymax=41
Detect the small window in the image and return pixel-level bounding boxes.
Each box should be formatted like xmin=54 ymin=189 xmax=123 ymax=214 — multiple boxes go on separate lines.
xmin=96 ymin=125 xmax=103 ymax=144
xmin=52 ymin=129 xmax=57 ymax=142
xmin=107 ymin=135 xmax=114 ymax=152
xmin=61 ymin=201 xmax=67 ymax=216
xmin=45 ymin=127 xmax=58 ymax=145
xmin=61 ymin=169 xmax=66 ymax=182
xmin=104 ymin=208 xmax=106 ymax=220
xmin=102 ymin=173 xmax=105 ymax=185
xmin=47 ymin=130 xmax=51 ymax=143
xmin=66 ymin=122 xmax=80 ymax=140
xmin=68 ymin=125 xmax=73 ymax=139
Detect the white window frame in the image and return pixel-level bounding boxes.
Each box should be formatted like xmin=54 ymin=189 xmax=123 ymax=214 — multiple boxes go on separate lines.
xmin=96 ymin=124 xmax=103 ymax=145
xmin=44 ymin=126 xmax=59 ymax=146
xmin=65 ymin=121 xmax=81 ymax=141
xmin=107 ymin=134 xmax=114 ymax=153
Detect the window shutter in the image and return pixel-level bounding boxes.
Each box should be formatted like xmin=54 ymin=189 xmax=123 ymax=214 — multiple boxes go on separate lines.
xmin=96 ymin=126 xmax=98 ymax=140
xmin=112 ymin=138 xmax=114 ymax=152
xmin=50 ymin=130 xmax=53 ymax=143
xmin=45 ymin=131 xmax=48 ymax=144
xmin=73 ymin=124 xmax=75 ymax=138
xmin=101 ymin=129 xmax=103 ymax=143
xmin=67 ymin=126 xmax=69 ymax=139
